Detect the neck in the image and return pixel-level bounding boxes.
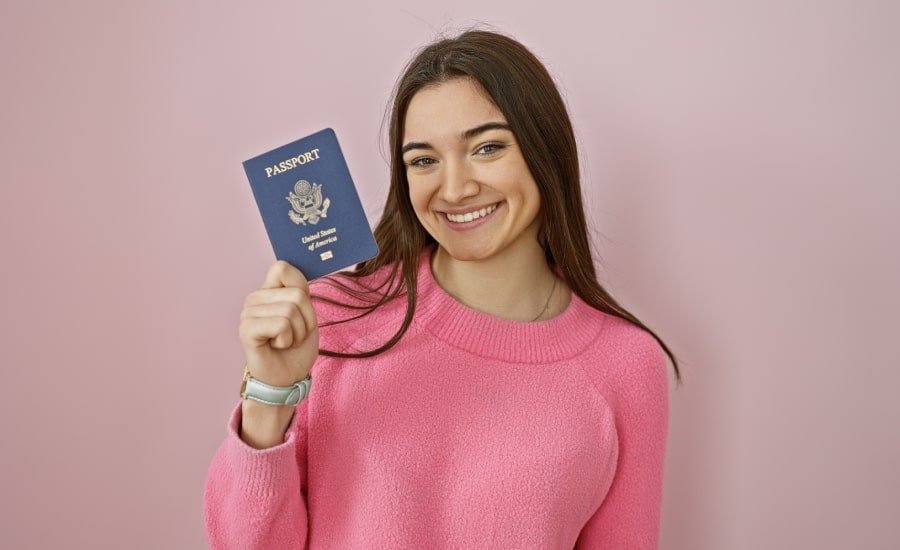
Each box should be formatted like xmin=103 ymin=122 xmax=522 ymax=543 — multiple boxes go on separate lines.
xmin=430 ymin=244 xmax=567 ymax=322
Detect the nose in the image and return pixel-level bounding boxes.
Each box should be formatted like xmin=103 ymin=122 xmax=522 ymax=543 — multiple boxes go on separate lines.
xmin=439 ymin=159 xmax=479 ymax=204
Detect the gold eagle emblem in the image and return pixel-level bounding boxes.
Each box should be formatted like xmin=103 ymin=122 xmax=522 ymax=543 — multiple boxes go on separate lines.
xmin=286 ymin=179 xmax=330 ymax=225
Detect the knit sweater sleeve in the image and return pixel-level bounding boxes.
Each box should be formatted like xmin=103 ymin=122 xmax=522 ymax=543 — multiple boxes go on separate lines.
xmin=576 ymin=329 xmax=670 ymax=549
xmin=202 ymin=273 xmax=384 ymax=548
xmin=204 ymin=401 xmax=310 ymax=549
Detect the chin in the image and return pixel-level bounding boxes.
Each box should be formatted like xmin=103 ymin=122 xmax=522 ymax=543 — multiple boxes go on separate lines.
xmin=435 ymin=242 xmax=496 ymax=263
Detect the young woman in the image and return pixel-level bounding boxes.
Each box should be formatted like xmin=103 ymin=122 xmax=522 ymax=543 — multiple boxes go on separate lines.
xmin=205 ymin=29 xmax=678 ymax=549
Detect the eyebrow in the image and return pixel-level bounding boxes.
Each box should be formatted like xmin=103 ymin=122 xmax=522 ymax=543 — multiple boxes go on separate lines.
xmin=401 ymin=122 xmax=512 ymax=155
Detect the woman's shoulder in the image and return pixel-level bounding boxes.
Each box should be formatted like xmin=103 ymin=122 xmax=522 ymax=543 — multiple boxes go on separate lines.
xmin=593 ymin=311 xmax=664 ymax=358
xmin=572 ymin=303 xmax=668 ymax=396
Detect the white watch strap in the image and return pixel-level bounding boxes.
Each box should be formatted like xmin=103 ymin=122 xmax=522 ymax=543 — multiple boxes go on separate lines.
xmin=242 ymin=374 xmax=312 ymax=406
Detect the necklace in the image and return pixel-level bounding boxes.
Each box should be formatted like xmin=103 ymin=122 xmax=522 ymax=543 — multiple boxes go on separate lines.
xmin=531 ymin=276 xmax=558 ymax=322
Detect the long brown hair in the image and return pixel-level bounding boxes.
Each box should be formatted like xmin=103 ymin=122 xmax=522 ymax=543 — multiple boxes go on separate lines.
xmin=318 ymin=29 xmax=679 ymax=379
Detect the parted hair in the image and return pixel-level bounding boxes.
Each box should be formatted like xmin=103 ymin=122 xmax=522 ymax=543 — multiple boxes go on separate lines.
xmin=317 ymin=29 xmax=678 ymax=378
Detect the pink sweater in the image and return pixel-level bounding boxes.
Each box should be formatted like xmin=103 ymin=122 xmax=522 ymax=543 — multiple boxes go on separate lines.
xmin=205 ymin=253 xmax=669 ymax=549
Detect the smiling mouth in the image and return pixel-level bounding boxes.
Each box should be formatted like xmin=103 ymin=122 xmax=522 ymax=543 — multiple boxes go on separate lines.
xmin=445 ymin=203 xmax=499 ymax=223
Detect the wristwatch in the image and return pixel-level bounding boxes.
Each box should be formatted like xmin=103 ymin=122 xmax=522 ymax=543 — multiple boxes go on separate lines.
xmin=240 ymin=366 xmax=312 ymax=406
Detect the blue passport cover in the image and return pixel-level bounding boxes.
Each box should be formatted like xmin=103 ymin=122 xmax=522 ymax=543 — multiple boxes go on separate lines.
xmin=243 ymin=128 xmax=378 ymax=279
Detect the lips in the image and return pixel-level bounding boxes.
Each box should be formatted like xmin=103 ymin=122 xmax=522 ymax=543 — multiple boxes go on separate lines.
xmin=445 ymin=203 xmax=499 ymax=223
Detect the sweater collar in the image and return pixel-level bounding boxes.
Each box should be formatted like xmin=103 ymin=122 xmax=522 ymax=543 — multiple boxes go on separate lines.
xmin=414 ymin=247 xmax=606 ymax=364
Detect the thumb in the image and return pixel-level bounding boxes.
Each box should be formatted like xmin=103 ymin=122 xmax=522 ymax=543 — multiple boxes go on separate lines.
xmin=261 ymin=260 xmax=309 ymax=290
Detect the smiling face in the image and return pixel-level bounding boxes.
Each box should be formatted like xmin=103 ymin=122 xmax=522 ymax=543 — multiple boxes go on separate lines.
xmin=402 ymin=77 xmax=543 ymax=265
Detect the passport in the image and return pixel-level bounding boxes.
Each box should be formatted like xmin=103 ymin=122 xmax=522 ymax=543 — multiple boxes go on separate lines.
xmin=243 ymin=128 xmax=378 ymax=280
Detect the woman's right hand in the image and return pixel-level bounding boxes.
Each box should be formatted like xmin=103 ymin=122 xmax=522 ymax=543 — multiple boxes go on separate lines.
xmin=239 ymin=260 xmax=319 ymax=386
xmin=237 ymin=261 xmax=319 ymax=448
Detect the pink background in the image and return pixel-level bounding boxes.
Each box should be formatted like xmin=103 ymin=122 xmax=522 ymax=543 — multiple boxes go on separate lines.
xmin=2 ymin=1 xmax=898 ymax=548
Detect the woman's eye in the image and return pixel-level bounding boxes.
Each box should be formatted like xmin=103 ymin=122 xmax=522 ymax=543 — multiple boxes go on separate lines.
xmin=407 ymin=157 xmax=436 ymax=168
xmin=476 ymin=143 xmax=504 ymax=156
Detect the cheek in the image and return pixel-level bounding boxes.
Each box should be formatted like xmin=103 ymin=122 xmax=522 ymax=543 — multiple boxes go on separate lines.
xmin=531 ymin=187 xmax=543 ymax=213
xmin=407 ymin=174 xmax=440 ymax=206
xmin=407 ymin=183 xmax=432 ymax=219
xmin=520 ymin=178 xmax=543 ymax=215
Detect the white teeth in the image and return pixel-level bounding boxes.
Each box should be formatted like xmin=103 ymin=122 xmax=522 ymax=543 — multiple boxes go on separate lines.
xmin=447 ymin=204 xmax=497 ymax=223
